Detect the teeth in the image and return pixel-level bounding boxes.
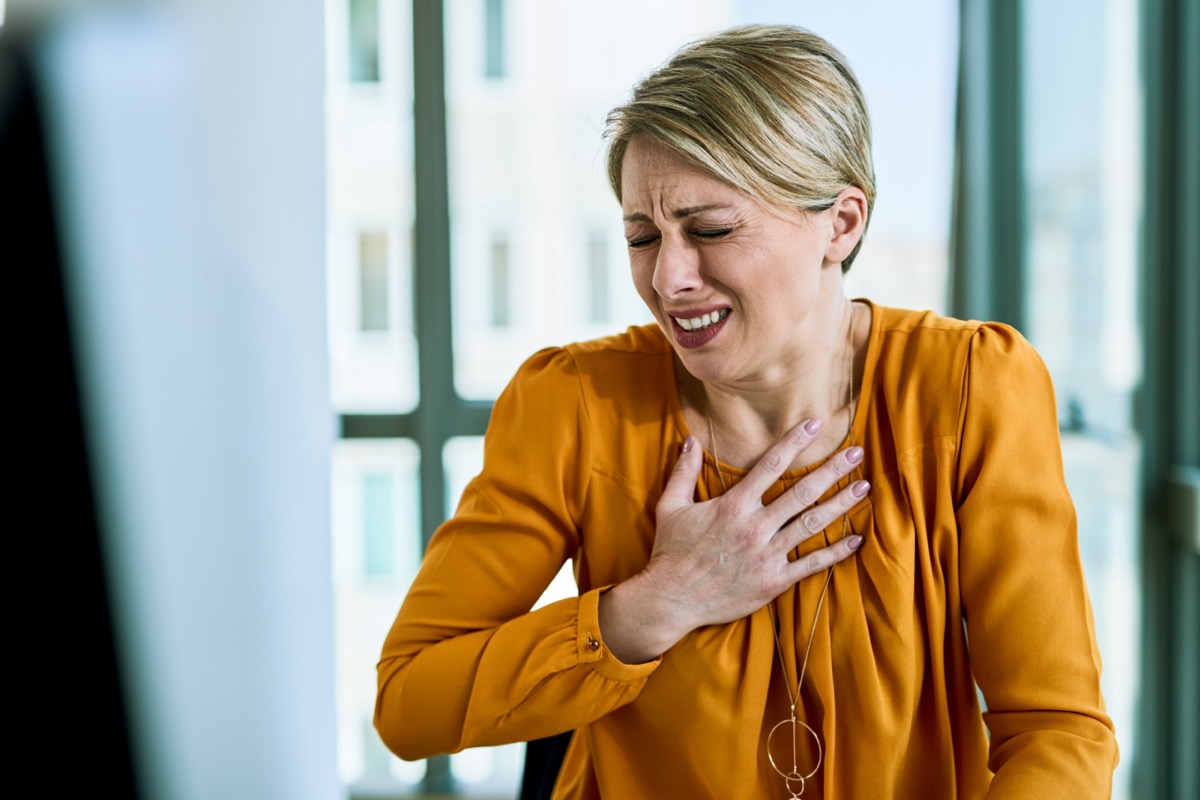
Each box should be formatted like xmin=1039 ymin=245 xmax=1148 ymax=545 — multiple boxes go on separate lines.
xmin=675 ymin=309 xmax=729 ymax=331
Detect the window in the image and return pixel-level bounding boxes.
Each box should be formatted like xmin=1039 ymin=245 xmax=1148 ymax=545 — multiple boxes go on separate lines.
xmin=348 ymin=0 xmax=381 ymax=83
xmin=330 ymin=439 xmax=421 ymax=793
xmin=327 ymin=0 xmax=417 ymax=415
xmin=947 ymin=1 xmax=1198 ymax=796
xmin=489 ymin=235 xmax=511 ymax=327
xmin=362 ymin=472 xmax=395 ymax=576
xmin=483 ymin=0 xmax=504 ymax=79
xmin=359 ymin=231 xmax=390 ymax=332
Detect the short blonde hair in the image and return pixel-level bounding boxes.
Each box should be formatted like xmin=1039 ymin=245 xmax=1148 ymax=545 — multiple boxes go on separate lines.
xmin=605 ymin=24 xmax=876 ymax=271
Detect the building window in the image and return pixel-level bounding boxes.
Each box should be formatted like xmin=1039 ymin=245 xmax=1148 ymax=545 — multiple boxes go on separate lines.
xmin=362 ymin=472 xmax=394 ymax=578
xmin=484 ymin=0 xmax=505 ymax=79
xmin=348 ymin=0 xmax=381 ymax=83
xmin=588 ymin=232 xmax=609 ymax=324
xmin=359 ymin=231 xmax=390 ymax=332
xmin=490 ymin=236 xmax=511 ymax=327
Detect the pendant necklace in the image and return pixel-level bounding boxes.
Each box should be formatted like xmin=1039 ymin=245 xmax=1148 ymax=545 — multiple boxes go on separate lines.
xmin=704 ymin=304 xmax=857 ymax=798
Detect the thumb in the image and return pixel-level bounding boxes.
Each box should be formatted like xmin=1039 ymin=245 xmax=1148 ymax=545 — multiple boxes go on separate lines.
xmin=659 ymin=435 xmax=704 ymax=514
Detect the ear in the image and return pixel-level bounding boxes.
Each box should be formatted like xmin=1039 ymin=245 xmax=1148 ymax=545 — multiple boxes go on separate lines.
xmin=824 ymin=186 xmax=868 ymax=265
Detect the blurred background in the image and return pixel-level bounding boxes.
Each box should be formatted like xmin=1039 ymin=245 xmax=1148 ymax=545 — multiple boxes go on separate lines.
xmin=4 ymin=0 xmax=1195 ymax=798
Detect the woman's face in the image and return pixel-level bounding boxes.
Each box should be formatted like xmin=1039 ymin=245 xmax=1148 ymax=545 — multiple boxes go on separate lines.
xmin=621 ymin=137 xmax=844 ymax=387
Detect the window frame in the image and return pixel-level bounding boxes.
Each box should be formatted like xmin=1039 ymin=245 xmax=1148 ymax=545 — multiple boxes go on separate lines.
xmin=952 ymin=1 xmax=1200 ymax=797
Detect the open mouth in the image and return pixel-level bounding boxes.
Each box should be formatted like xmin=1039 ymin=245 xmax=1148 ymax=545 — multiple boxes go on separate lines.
xmin=669 ymin=308 xmax=731 ymax=349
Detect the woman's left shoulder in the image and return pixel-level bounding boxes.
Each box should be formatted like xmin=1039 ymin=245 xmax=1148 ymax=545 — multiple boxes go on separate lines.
xmin=865 ymin=304 xmax=1052 ymax=438
xmin=870 ymin=304 xmax=1043 ymax=375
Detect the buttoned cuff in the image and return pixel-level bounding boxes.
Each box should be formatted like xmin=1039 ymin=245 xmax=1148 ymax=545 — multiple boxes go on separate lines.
xmin=575 ymin=586 xmax=661 ymax=681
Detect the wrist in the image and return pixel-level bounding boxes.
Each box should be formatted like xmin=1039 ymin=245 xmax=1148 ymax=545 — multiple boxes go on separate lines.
xmin=598 ymin=573 xmax=692 ymax=664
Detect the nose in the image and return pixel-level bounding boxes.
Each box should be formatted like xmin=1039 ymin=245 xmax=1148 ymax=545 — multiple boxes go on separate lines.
xmin=651 ymin=236 xmax=704 ymax=299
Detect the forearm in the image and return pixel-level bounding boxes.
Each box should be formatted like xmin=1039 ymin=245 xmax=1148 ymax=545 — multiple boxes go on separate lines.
xmin=375 ymin=589 xmax=658 ymax=759
xmin=983 ymin=713 xmax=1118 ymax=798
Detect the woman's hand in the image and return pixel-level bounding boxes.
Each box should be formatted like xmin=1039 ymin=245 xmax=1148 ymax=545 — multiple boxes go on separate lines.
xmin=598 ymin=420 xmax=868 ymax=664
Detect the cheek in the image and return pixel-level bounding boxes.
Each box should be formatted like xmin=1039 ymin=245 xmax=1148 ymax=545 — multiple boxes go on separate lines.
xmin=629 ymin=256 xmax=659 ymax=308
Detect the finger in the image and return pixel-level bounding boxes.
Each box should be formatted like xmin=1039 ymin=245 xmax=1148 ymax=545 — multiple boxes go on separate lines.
xmin=784 ymin=533 xmax=865 ymax=584
xmin=657 ymin=435 xmax=705 ymax=515
xmin=773 ymin=479 xmax=870 ymax=552
xmin=730 ymin=418 xmax=824 ymax=508
xmin=766 ymin=445 xmax=864 ymax=526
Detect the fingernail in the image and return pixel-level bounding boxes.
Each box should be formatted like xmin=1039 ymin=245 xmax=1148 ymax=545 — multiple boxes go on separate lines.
xmin=852 ymin=480 xmax=870 ymax=497
xmin=847 ymin=446 xmax=864 ymax=463
xmin=848 ymin=535 xmax=864 ymax=550
xmin=682 ymin=435 xmax=695 ymax=453
xmin=803 ymin=418 xmax=822 ymax=435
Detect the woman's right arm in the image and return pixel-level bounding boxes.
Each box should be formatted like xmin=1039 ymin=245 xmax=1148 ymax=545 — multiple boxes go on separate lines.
xmin=374 ymin=348 xmax=659 ymax=759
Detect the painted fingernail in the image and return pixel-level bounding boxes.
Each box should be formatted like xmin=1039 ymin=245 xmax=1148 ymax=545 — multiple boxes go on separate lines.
xmin=848 ymin=535 xmax=864 ymax=550
xmin=804 ymin=418 xmax=822 ymax=435
xmin=847 ymin=446 xmax=864 ymax=463
xmin=682 ymin=435 xmax=695 ymax=453
xmin=852 ymin=480 xmax=870 ymax=497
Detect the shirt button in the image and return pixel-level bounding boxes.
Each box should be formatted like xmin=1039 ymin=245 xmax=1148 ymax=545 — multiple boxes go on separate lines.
xmin=586 ymin=636 xmax=600 ymax=652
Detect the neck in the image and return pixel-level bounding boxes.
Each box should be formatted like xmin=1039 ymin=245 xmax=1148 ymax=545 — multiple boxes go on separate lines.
xmin=686 ymin=297 xmax=863 ymax=469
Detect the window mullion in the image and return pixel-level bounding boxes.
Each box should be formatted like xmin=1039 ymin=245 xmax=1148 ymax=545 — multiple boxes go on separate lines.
xmin=950 ymin=0 xmax=1025 ymax=330
xmin=412 ymin=0 xmax=454 ymax=792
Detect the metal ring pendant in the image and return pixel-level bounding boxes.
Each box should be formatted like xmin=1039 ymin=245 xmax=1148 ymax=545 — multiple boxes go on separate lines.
xmin=766 ymin=716 xmax=822 ymax=798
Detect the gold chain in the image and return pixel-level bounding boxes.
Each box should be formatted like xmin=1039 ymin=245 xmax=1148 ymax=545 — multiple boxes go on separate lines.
xmin=703 ymin=304 xmax=857 ymax=798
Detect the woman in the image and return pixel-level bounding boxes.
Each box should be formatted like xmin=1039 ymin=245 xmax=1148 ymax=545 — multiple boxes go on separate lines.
xmin=375 ymin=24 xmax=1118 ymax=798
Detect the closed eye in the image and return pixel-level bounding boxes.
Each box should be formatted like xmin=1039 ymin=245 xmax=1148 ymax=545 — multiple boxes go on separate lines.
xmin=694 ymin=228 xmax=732 ymax=240
xmin=627 ymin=235 xmax=660 ymax=249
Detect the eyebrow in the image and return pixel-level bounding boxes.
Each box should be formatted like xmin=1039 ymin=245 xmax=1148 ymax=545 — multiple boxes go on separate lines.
xmin=622 ymin=203 xmax=731 ymax=223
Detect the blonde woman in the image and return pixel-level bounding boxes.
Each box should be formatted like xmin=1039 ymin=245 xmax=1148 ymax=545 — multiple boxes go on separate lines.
xmin=375 ymin=25 xmax=1118 ymax=798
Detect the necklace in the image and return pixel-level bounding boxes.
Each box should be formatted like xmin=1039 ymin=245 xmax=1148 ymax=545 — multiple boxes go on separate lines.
xmin=704 ymin=304 xmax=858 ymax=799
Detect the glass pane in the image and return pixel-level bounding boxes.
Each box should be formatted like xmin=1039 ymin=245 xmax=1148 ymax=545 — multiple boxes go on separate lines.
xmin=483 ymin=0 xmax=505 ymax=79
xmin=359 ymin=231 xmax=392 ymax=332
xmin=1022 ymin=0 xmax=1141 ymax=796
xmin=362 ymin=472 xmax=397 ymax=576
xmin=330 ymin=438 xmax=422 ymax=794
xmin=445 ymin=2 xmax=735 ymax=400
xmin=349 ymin=0 xmax=382 ymax=83
xmin=735 ymin=0 xmax=959 ymax=315
xmin=328 ymin=0 xmax=418 ymax=413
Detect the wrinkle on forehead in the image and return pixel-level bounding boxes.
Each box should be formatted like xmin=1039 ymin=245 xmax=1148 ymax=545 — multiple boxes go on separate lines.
xmin=618 ymin=137 xmax=825 ymax=235
xmin=623 ymin=203 xmax=735 ymax=223
xmin=620 ymin=138 xmax=747 ymax=223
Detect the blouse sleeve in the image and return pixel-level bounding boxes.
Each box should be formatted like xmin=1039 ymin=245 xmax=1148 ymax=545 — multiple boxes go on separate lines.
xmin=374 ymin=346 xmax=659 ymax=760
xmin=954 ymin=324 xmax=1119 ymax=797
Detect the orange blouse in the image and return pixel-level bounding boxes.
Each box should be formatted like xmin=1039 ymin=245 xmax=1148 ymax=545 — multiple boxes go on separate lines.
xmin=375 ymin=303 xmax=1118 ymax=798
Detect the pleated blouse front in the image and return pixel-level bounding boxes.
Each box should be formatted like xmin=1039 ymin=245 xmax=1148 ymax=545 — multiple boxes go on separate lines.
xmin=375 ymin=302 xmax=1118 ymax=798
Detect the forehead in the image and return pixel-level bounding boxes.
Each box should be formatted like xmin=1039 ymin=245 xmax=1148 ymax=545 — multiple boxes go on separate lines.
xmin=620 ymin=138 xmax=744 ymax=212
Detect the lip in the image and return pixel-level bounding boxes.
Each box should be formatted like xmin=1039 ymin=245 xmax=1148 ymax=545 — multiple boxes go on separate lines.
xmin=665 ymin=303 xmax=729 ymax=320
xmin=668 ymin=307 xmax=731 ymax=349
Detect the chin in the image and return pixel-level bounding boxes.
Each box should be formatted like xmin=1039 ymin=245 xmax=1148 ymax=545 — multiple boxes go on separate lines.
xmin=673 ymin=350 xmax=733 ymax=384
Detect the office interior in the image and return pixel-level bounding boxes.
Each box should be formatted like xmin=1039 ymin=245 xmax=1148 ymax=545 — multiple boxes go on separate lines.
xmin=3 ymin=0 xmax=1196 ymax=798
